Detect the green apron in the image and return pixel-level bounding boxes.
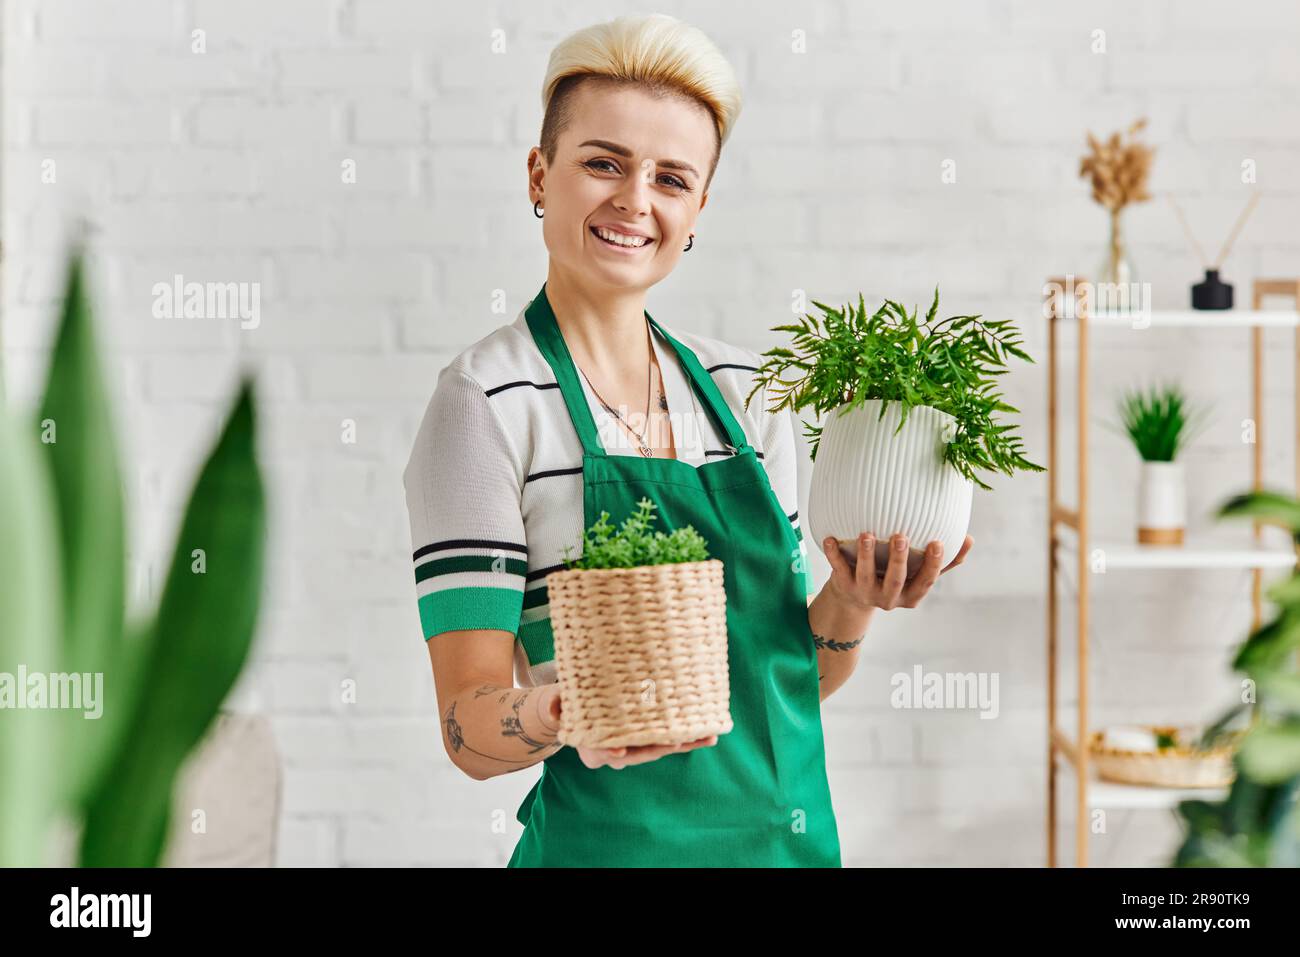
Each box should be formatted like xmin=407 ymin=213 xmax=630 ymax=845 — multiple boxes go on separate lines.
xmin=508 ymin=283 xmax=841 ymax=868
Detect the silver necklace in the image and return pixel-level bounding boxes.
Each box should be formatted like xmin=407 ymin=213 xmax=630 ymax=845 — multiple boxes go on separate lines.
xmin=576 ymin=321 xmax=664 ymax=457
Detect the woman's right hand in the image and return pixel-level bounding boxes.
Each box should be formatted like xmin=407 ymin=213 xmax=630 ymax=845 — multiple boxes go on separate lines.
xmin=548 ymin=683 xmax=719 ymax=769
xmin=576 ymin=736 xmax=719 ymax=770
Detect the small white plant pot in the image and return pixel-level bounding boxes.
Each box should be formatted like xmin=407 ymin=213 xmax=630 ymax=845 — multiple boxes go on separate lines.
xmin=808 ymin=399 xmax=974 ymax=579
xmin=1137 ymin=460 xmax=1185 ymax=546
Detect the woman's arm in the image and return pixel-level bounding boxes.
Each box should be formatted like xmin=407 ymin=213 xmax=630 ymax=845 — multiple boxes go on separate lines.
xmin=808 ymin=582 xmax=874 ymax=701
xmin=810 ymin=531 xmax=973 ymax=701
xmin=427 ymin=628 xmax=563 ymax=780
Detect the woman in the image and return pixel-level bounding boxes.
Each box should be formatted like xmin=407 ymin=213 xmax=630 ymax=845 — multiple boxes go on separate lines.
xmin=403 ymin=13 xmax=971 ymax=868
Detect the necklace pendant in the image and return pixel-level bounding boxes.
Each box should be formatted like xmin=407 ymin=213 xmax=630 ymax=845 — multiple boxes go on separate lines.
xmin=639 ymin=445 xmax=654 ymax=457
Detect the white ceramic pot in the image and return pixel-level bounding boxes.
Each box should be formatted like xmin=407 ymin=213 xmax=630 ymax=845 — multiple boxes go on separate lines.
xmin=808 ymin=399 xmax=974 ymax=578
xmin=1137 ymin=460 xmax=1185 ymax=545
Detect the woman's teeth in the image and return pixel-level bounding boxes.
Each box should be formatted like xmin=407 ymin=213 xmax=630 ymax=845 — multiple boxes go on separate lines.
xmin=592 ymin=226 xmax=651 ymax=248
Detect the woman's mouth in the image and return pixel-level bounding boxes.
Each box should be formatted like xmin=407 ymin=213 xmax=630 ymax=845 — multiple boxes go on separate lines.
xmin=590 ymin=225 xmax=654 ymax=252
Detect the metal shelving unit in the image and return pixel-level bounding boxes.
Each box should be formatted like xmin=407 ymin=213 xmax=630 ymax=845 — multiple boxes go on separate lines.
xmin=1045 ymin=276 xmax=1300 ymax=868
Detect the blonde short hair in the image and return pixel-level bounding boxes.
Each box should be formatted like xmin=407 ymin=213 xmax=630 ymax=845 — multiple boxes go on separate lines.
xmin=539 ymin=14 xmax=742 ymax=185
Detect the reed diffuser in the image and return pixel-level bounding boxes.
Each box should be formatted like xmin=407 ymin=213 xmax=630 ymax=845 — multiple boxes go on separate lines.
xmin=1167 ymin=191 xmax=1261 ymax=310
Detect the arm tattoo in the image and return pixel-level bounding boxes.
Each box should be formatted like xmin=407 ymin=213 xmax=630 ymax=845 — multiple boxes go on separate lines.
xmin=473 ymin=684 xmax=512 ymax=703
xmin=442 ymin=689 xmax=557 ymax=766
xmin=500 ymin=689 xmax=557 ymax=754
xmin=813 ymin=632 xmax=863 ymax=652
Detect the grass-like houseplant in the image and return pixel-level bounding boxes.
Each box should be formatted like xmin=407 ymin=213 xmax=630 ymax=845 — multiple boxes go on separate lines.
xmin=1110 ymin=382 xmax=1210 ymax=546
xmin=745 ymin=289 xmax=1042 ymax=576
xmin=548 ymin=498 xmax=730 ymax=748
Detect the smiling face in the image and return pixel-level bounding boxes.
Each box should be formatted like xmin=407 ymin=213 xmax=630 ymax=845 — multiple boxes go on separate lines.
xmin=528 ymin=79 xmax=717 ymax=292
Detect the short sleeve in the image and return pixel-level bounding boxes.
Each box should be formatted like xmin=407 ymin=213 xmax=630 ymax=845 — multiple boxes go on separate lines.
xmin=402 ymin=366 xmax=528 ymax=640
xmin=754 ymin=372 xmax=814 ymax=601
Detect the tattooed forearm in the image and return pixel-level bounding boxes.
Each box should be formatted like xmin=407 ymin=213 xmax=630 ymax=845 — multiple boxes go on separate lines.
xmin=813 ymin=632 xmax=863 ymax=652
xmin=473 ymin=684 xmax=512 ymax=703
xmin=500 ymin=689 xmax=556 ymax=754
xmin=442 ymin=687 xmax=558 ymax=768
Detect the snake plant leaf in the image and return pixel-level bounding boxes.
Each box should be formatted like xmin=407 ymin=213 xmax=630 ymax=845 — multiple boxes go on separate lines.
xmin=35 ymin=250 xmax=128 ymax=813
xmin=79 ymin=378 xmax=265 ymax=867
xmin=0 ymin=408 xmax=63 ymax=865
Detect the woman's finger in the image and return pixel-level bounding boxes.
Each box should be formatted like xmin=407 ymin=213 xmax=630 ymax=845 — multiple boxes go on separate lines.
xmin=941 ymin=535 xmax=974 ymax=574
xmin=853 ymin=532 xmax=878 ymax=594
xmin=878 ymin=534 xmax=909 ymax=608
xmin=822 ymin=536 xmax=855 ymax=590
xmin=900 ymin=540 xmax=944 ymax=607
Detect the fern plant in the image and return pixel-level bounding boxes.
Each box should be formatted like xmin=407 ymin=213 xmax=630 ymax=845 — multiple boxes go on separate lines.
xmin=562 ymin=497 xmax=710 ymax=570
xmin=1111 ymin=382 xmax=1210 ymax=462
xmin=744 ymin=289 xmax=1044 ymax=491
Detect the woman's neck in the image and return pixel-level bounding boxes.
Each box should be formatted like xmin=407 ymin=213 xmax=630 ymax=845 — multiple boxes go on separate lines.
xmin=543 ymin=264 xmax=651 ymax=375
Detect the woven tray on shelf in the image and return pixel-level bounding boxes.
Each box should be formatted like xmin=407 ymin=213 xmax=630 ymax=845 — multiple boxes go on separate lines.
xmin=1088 ymin=725 xmax=1240 ymax=789
xmin=547 ymin=558 xmax=732 ymax=749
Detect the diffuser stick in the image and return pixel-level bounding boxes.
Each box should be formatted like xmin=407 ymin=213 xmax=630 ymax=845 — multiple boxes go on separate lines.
xmin=1213 ymin=191 xmax=1261 ymax=268
xmin=1166 ymin=194 xmax=1209 ymax=269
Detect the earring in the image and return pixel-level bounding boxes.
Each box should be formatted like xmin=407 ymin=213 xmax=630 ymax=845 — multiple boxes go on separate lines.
xmin=683 ymin=234 xmax=694 ymax=252
xmin=533 ymin=201 xmax=544 ymax=219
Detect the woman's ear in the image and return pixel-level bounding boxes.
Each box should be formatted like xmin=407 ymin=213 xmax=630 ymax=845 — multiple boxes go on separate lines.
xmin=527 ymin=146 xmax=546 ymax=203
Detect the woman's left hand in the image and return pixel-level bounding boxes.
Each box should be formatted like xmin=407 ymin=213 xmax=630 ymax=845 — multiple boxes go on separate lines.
xmin=821 ymin=532 xmax=973 ymax=612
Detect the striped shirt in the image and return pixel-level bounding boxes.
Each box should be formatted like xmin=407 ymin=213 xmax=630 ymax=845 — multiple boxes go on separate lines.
xmin=402 ymin=301 xmax=810 ymax=688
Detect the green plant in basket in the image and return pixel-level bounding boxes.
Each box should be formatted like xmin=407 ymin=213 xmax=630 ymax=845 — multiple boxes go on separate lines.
xmin=562 ymin=497 xmax=709 ymax=570
xmin=744 ymin=288 xmax=1044 ymax=490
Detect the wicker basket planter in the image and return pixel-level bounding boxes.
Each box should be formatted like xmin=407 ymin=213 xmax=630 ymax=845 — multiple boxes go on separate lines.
xmin=1089 ymin=725 xmax=1241 ymax=789
xmin=547 ymin=558 xmax=732 ymax=749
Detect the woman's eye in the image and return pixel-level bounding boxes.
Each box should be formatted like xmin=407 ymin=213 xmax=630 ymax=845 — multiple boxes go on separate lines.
xmin=585 ymin=159 xmax=689 ymax=191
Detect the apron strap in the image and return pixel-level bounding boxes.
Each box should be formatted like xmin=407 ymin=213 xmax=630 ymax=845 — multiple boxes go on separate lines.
xmin=525 ymin=284 xmax=608 ymax=458
xmin=646 ymin=317 xmax=753 ymax=454
xmin=525 ymin=282 xmax=754 ymax=458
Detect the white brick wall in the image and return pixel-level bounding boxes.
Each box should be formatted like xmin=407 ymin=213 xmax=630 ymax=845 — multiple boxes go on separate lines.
xmin=4 ymin=0 xmax=1298 ymax=867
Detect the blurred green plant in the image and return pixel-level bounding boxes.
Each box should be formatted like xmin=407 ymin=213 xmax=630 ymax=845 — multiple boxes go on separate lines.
xmin=1174 ymin=490 xmax=1300 ymax=867
xmin=0 ymin=247 xmax=266 ymax=866
xmin=1109 ymin=381 xmax=1210 ymax=462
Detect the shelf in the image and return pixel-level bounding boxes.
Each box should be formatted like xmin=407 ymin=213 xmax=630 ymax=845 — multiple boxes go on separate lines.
xmin=1045 ymin=276 xmax=1300 ymax=866
xmin=1062 ymin=309 xmax=1300 ymax=328
xmin=1087 ymin=779 xmax=1227 ymax=810
xmin=1054 ymin=731 xmax=1231 ymax=808
xmin=1053 ymin=533 xmax=1297 ymax=571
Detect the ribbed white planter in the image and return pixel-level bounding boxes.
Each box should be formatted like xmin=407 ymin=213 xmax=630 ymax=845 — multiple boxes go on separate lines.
xmin=808 ymin=399 xmax=974 ymax=578
xmin=1136 ymin=460 xmax=1185 ymax=545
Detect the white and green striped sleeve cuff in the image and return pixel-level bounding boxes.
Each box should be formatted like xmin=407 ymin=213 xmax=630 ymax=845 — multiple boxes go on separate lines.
xmin=403 ymin=366 xmax=528 ymax=640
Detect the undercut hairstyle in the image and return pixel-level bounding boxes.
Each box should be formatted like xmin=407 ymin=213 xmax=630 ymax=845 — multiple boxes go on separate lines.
xmin=538 ymin=14 xmax=743 ymax=192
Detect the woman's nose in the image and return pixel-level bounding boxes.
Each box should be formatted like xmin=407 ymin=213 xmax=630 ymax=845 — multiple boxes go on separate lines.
xmin=612 ymin=162 xmax=654 ymax=215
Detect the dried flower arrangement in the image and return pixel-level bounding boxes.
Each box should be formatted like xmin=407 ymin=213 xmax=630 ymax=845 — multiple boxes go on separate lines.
xmin=1079 ymin=118 xmax=1156 ymax=291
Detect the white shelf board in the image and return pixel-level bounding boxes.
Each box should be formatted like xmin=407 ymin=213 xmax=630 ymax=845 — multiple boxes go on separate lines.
xmin=1088 ymin=778 xmax=1227 ymax=810
xmin=1066 ymin=309 xmax=1300 ymax=328
xmin=1054 ymin=531 xmax=1297 ymax=571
